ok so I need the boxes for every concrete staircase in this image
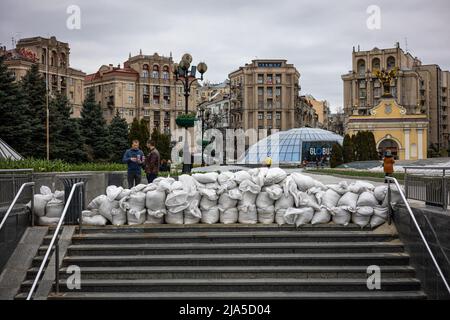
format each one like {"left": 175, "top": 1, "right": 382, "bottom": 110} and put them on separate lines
{"left": 16, "top": 224, "right": 426, "bottom": 300}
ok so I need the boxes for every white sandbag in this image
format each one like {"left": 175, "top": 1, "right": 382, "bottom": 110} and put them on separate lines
{"left": 146, "top": 208, "right": 165, "bottom": 224}
{"left": 370, "top": 206, "right": 389, "bottom": 228}
{"left": 327, "top": 181, "right": 349, "bottom": 195}
{"left": 250, "top": 167, "right": 267, "bottom": 187}
{"left": 82, "top": 215, "right": 108, "bottom": 226}
{"left": 45, "top": 199, "right": 64, "bottom": 218}
{"left": 313, "top": 190, "right": 326, "bottom": 206}
{"left": 116, "top": 188, "right": 131, "bottom": 200}
{"left": 291, "top": 172, "right": 326, "bottom": 191}
{"left": 145, "top": 188, "right": 166, "bottom": 211}
{"left": 179, "top": 174, "right": 199, "bottom": 192}
{"left": 356, "top": 191, "right": 378, "bottom": 207}
{"left": 381, "top": 185, "right": 405, "bottom": 207}
{"left": 234, "top": 171, "right": 252, "bottom": 184}
{"left": 257, "top": 209, "right": 275, "bottom": 224}
{"left": 275, "top": 194, "right": 295, "bottom": 212}
{"left": 38, "top": 216, "right": 60, "bottom": 226}
{"left": 128, "top": 192, "right": 146, "bottom": 210}
{"left": 311, "top": 208, "right": 331, "bottom": 225}
{"left": 337, "top": 192, "right": 359, "bottom": 211}
{"left": 111, "top": 207, "right": 126, "bottom": 225}
{"left": 88, "top": 195, "right": 107, "bottom": 210}
{"left": 352, "top": 206, "right": 374, "bottom": 228}
{"left": 374, "top": 185, "right": 388, "bottom": 202}
{"left": 297, "top": 192, "right": 321, "bottom": 210}
{"left": 263, "top": 184, "right": 283, "bottom": 200}
{"left": 228, "top": 188, "right": 243, "bottom": 200}
{"left": 239, "top": 179, "right": 261, "bottom": 194}
{"left": 106, "top": 185, "right": 123, "bottom": 201}
{"left": 348, "top": 181, "right": 375, "bottom": 194}
{"left": 169, "top": 181, "right": 184, "bottom": 192}
{"left": 53, "top": 190, "right": 65, "bottom": 201}
{"left": 321, "top": 189, "right": 341, "bottom": 209}
{"left": 154, "top": 177, "right": 175, "bottom": 192}
{"left": 99, "top": 199, "right": 119, "bottom": 222}
{"left": 40, "top": 186, "right": 52, "bottom": 195}
{"left": 218, "top": 172, "right": 235, "bottom": 185}
{"left": 200, "top": 196, "right": 217, "bottom": 211}
{"left": 256, "top": 192, "right": 274, "bottom": 209}
{"left": 165, "top": 211, "right": 184, "bottom": 224}
{"left": 264, "top": 168, "right": 287, "bottom": 185}
{"left": 184, "top": 211, "right": 200, "bottom": 224}
{"left": 238, "top": 205, "right": 257, "bottom": 224}
{"left": 131, "top": 184, "right": 147, "bottom": 193}
{"left": 201, "top": 207, "right": 219, "bottom": 224}
{"left": 192, "top": 172, "right": 218, "bottom": 184}
{"left": 127, "top": 208, "right": 146, "bottom": 225}
{"left": 165, "top": 189, "right": 189, "bottom": 208}
{"left": 284, "top": 207, "right": 314, "bottom": 227}
{"left": 184, "top": 198, "right": 201, "bottom": 224}
{"left": 198, "top": 187, "right": 219, "bottom": 201}
{"left": 33, "top": 194, "right": 53, "bottom": 217}
{"left": 82, "top": 209, "right": 98, "bottom": 218}
{"left": 330, "top": 207, "right": 351, "bottom": 226}
{"left": 142, "top": 184, "right": 157, "bottom": 193}
{"left": 218, "top": 193, "right": 238, "bottom": 212}
{"left": 275, "top": 209, "right": 287, "bottom": 225}
{"left": 220, "top": 208, "right": 238, "bottom": 224}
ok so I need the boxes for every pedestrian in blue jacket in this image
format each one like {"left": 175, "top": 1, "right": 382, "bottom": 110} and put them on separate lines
{"left": 122, "top": 140, "right": 144, "bottom": 188}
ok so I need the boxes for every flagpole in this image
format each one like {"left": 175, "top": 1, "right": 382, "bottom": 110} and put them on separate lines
{"left": 46, "top": 45, "right": 49, "bottom": 160}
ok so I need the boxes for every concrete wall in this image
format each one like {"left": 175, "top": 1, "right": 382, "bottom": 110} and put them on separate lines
{"left": 395, "top": 204, "right": 450, "bottom": 299}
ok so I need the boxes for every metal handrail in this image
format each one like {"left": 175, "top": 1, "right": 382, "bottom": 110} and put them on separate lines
{"left": 0, "top": 182, "right": 35, "bottom": 231}
{"left": 26, "top": 181, "right": 84, "bottom": 300}
{"left": 386, "top": 177, "right": 450, "bottom": 294}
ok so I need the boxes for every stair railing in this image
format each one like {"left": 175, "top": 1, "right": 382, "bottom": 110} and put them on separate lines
{"left": 386, "top": 177, "right": 450, "bottom": 294}
{"left": 26, "top": 181, "right": 84, "bottom": 300}
{"left": 0, "top": 182, "right": 35, "bottom": 231}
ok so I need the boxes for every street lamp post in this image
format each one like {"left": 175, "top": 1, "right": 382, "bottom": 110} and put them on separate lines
{"left": 173, "top": 53, "right": 207, "bottom": 174}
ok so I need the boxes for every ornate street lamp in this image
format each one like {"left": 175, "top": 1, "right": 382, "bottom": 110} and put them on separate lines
{"left": 174, "top": 53, "right": 207, "bottom": 173}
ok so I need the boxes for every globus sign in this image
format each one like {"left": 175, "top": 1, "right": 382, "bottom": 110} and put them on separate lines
{"left": 302, "top": 141, "right": 336, "bottom": 162}
{"left": 309, "top": 146, "right": 332, "bottom": 156}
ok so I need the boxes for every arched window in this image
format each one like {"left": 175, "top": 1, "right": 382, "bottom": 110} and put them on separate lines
{"left": 357, "top": 59, "right": 366, "bottom": 76}
{"left": 162, "top": 65, "right": 170, "bottom": 80}
{"left": 372, "top": 58, "right": 380, "bottom": 71}
{"left": 41, "top": 48, "right": 47, "bottom": 65}
{"left": 60, "top": 52, "right": 67, "bottom": 68}
{"left": 387, "top": 56, "right": 396, "bottom": 70}
{"left": 152, "top": 65, "right": 159, "bottom": 78}
{"left": 50, "top": 50, "right": 57, "bottom": 67}
{"left": 142, "top": 64, "right": 149, "bottom": 78}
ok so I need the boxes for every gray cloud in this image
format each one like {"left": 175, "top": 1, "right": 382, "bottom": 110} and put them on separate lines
{"left": 1, "top": 0, "right": 449, "bottom": 111}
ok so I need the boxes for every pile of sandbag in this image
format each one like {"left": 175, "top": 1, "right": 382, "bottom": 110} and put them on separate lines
{"left": 73, "top": 168, "right": 404, "bottom": 229}
{"left": 31, "top": 186, "right": 65, "bottom": 226}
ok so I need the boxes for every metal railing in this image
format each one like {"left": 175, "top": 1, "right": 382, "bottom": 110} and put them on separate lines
{"left": 386, "top": 177, "right": 450, "bottom": 295}
{"left": 0, "top": 169, "right": 33, "bottom": 207}
{"left": 404, "top": 166, "right": 450, "bottom": 209}
{"left": 0, "top": 182, "right": 35, "bottom": 231}
{"left": 26, "top": 181, "right": 84, "bottom": 300}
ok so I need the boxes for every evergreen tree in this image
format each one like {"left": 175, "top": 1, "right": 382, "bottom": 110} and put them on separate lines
{"left": 367, "top": 131, "right": 379, "bottom": 160}
{"left": 79, "top": 88, "right": 110, "bottom": 161}
{"left": 109, "top": 111, "right": 129, "bottom": 163}
{"left": 139, "top": 119, "right": 150, "bottom": 154}
{"left": 330, "top": 143, "right": 344, "bottom": 168}
{"left": 150, "top": 128, "right": 171, "bottom": 161}
{"left": 0, "top": 55, "right": 29, "bottom": 155}
{"left": 49, "top": 92, "right": 86, "bottom": 162}
{"left": 128, "top": 118, "right": 141, "bottom": 144}
{"left": 342, "top": 134, "right": 354, "bottom": 164}
{"left": 20, "top": 64, "right": 47, "bottom": 158}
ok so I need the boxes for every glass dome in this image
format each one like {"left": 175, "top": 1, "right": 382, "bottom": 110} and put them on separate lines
{"left": 241, "top": 127, "right": 344, "bottom": 165}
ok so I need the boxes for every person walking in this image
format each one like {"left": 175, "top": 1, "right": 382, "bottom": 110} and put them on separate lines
{"left": 383, "top": 150, "right": 395, "bottom": 183}
{"left": 122, "top": 140, "right": 144, "bottom": 188}
{"left": 145, "top": 140, "right": 160, "bottom": 183}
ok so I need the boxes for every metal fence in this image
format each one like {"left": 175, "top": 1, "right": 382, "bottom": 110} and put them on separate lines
{"left": 0, "top": 169, "right": 33, "bottom": 207}
{"left": 404, "top": 166, "right": 450, "bottom": 209}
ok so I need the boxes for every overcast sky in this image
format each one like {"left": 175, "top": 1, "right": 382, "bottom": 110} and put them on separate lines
{"left": 1, "top": 0, "right": 449, "bottom": 111}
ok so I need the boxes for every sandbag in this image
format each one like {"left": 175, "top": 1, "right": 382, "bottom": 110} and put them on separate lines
{"left": 155, "top": 177, "right": 175, "bottom": 192}
{"left": 40, "top": 186, "right": 52, "bottom": 195}
{"left": 234, "top": 171, "right": 252, "bottom": 184}
{"left": 145, "top": 188, "right": 166, "bottom": 211}
{"left": 370, "top": 206, "right": 389, "bottom": 228}
{"left": 45, "top": 199, "right": 64, "bottom": 218}
{"left": 321, "top": 189, "right": 341, "bottom": 209}
{"left": 116, "top": 188, "right": 131, "bottom": 200}
{"left": 127, "top": 208, "right": 146, "bottom": 225}
{"left": 165, "top": 189, "right": 189, "bottom": 208}
{"left": 239, "top": 179, "right": 261, "bottom": 194}
{"left": 111, "top": 207, "right": 126, "bottom": 225}
{"left": 291, "top": 172, "right": 326, "bottom": 191}
{"left": 374, "top": 185, "right": 388, "bottom": 202}
{"left": 88, "top": 195, "right": 107, "bottom": 210}
{"left": 33, "top": 194, "right": 53, "bottom": 217}
{"left": 200, "top": 196, "right": 217, "bottom": 211}
{"left": 54, "top": 190, "right": 65, "bottom": 201}
{"left": 275, "top": 209, "right": 287, "bottom": 225}
{"left": 257, "top": 209, "right": 275, "bottom": 224}
{"left": 256, "top": 192, "right": 274, "bottom": 210}
{"left": 311, "top": 208, "right": 331, "bottom": 225}
{"left": 178, "top": 174, "right": 199, "bottom": 192}
{"left": 146, "top": 208, "right": 165, "bottom": 224}
{"left": 238, "top": 204, "right": 257, "bottom": 224}
{"left": 99, "top": 199, "right": 119, "bottom": 222}
{"left": 82, "top": 209, "right": 98, "bottom": 218}
{"left": 284, "top": 207, "right": 314, "bottom": 227}
{"left": 264, "top": 168, "right": 287, "bottom": 185}
{"left": 220, "top": 208, "right": 238, "bottom": 224}
{"left": 82, "top": 215, "right": 108, "bottom": 226}
{"left": 218, "top": 193, "right": 238, "bottom": 212}
{"left": 352, "top": 206, "right": 374, "bottom": 228}
{"left": 357, "top": 191, "right": 378, "bottom": 207}
{"left": 251, "top": 167, "right": 268, "bottom": 187}
{"left": 337, "top": 192, "right": 359, "bottom": 211}
{"left": 184, "top": 211, "right": 201, "bottom": 224}
{"left": 327, "top": 181, "right": 348, "bottom": 195}
{"left": 263, "top": 184, "right": 283, "bottom": 200}
{"left": 381, "top": 185, "right": 405, "bottom": 207}
{"left": 228, "top": 188, "right": 242, "bottom": 200}
{"left": 106, "top": 185, "right": 123, "bottom": 201}
{"left": 314, "top": 190, "right": 326, "bottom": 206}
{"left": 38, "top": 216, "right": 61, "bottom": 226}
{"left": 198, "top": 187, "right": 219, "bottom": 201}
{"left": 131, "top": 184, "right": 147, "bottom": 193}
{"left": 297, "top": 192, "right": 321, "bottom": 210}
{"left": 330, "top": 207, "right": 351, "bottom": 226}
{"left": 165, "top": 211, "right": 184, "bottom": 224}
{"left": 218, "top": 172, "right": 235, "bottom": 185}
{"left": 201, "top": 207, "right": 219, "bottom": 224}
{"left": 275, "top": 194, "right": 295, "bottom": 212}
{"left": 348, "top": 181, "right": 375, "bottom": 194}
{"left": 192, "top": 172, "right": 218, "bottom": 184}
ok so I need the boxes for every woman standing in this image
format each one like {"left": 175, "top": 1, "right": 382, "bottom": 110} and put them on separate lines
{"left": 383, "top": 150, "right": 395, "bottom": 183}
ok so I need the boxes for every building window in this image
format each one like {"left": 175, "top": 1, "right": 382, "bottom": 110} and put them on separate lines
{"left": 267, "top": 113, "right": 272, "bottom": 120}
{"left": 276, "top": 87, "right": 281, "bottom": 96}
{"left": 258, "top": 112, "right": 264, "bottom": 120}
{"left": 275, "top": 74, "right": 281, "bottom": 84}
{"left": 162, "top": 66, "right": 170, "bottom": 80}
{"left": 357, "top": 59, "right": 366, "bottom": 76}
{"left": 372, "top": 58, "right": 381, "bottom": 71}
{"left": 152, "top": 65, "right": 160, "bottom": 78}
{"left": 266, "top": 74, "right": 273, "bottom": 84}
{"left": 177, "top": 100, "right": 182, "bottom": 107}
{"left": 143, "top": 85, "right": 149, "bottom": 94}
{"left": 267, "top": 88, "right": 273, "bottom": 97}
{"left": 128, "top": 96, "right": 134, "bottom": 104}
{"left": 142, "top": 64, "right": 149, "bottom": 78}
{"left": 143, "top": 94, "right": 150, "bottom": 104}
{"left": 127, "top": 83, "right": 135, "bottom": 91}
{"left": 387, "top": 56, "right": 396, "bottom": 70}
{"left": 163, "top": 86, "right": 170, "bottom": 96}
{"left": 276, "top": 112, "right": 281, "bottom": 120}
{"left": 258, "top": 87, "right": 264, "bottom": 96}
{"left": 257, "top": 74, "right": 264, "bottom": 84}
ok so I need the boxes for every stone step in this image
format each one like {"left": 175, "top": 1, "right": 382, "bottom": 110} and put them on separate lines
{"left": 16, "top": 290, "right": 428, "bottom": 300}
{"left": 31, "top": 252, "right": 411, "bottom": 268}
{"left": 48, "top": 231, "right": 397, "bottom": 245}
{"left": 25, "top": 265, "right": 416, "bottom": 280}
{"left": 38, "top": 241, "right": 404, "bottom": 256}
{"left": 20, "top": 278, "right": 421, "bottom": 293}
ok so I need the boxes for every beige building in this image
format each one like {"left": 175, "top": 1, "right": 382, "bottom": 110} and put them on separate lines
{"left": 198, "top": 80, "right": 230, "bottom": 103}
{"left": 342, "top": 43, "right": 450, "bottom": 152}
{"left": 228, "top": 59, "right": 301, "bottom": 137}
{"left": 85, "top": 52, "right": 199, "bottom": 134}
{"left": 0, "top": 36, "right": 86, "bottom": 117}
{"left": 296, "top": 95, "right": 318, "bottom": 128}
{"left": 305, "top": 95, "right": 330, "bottom": 129}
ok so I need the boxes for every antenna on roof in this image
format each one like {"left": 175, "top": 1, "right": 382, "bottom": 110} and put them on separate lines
{"left": 404, "top": 37, "right": 409, "bottom": 52}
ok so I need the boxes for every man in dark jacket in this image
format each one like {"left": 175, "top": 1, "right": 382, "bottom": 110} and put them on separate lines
{"left": 145, "top": 140, "right": 160, "bottom": 183}
{"left": 122, "top": 140, "right": 144, "bottom": 188}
